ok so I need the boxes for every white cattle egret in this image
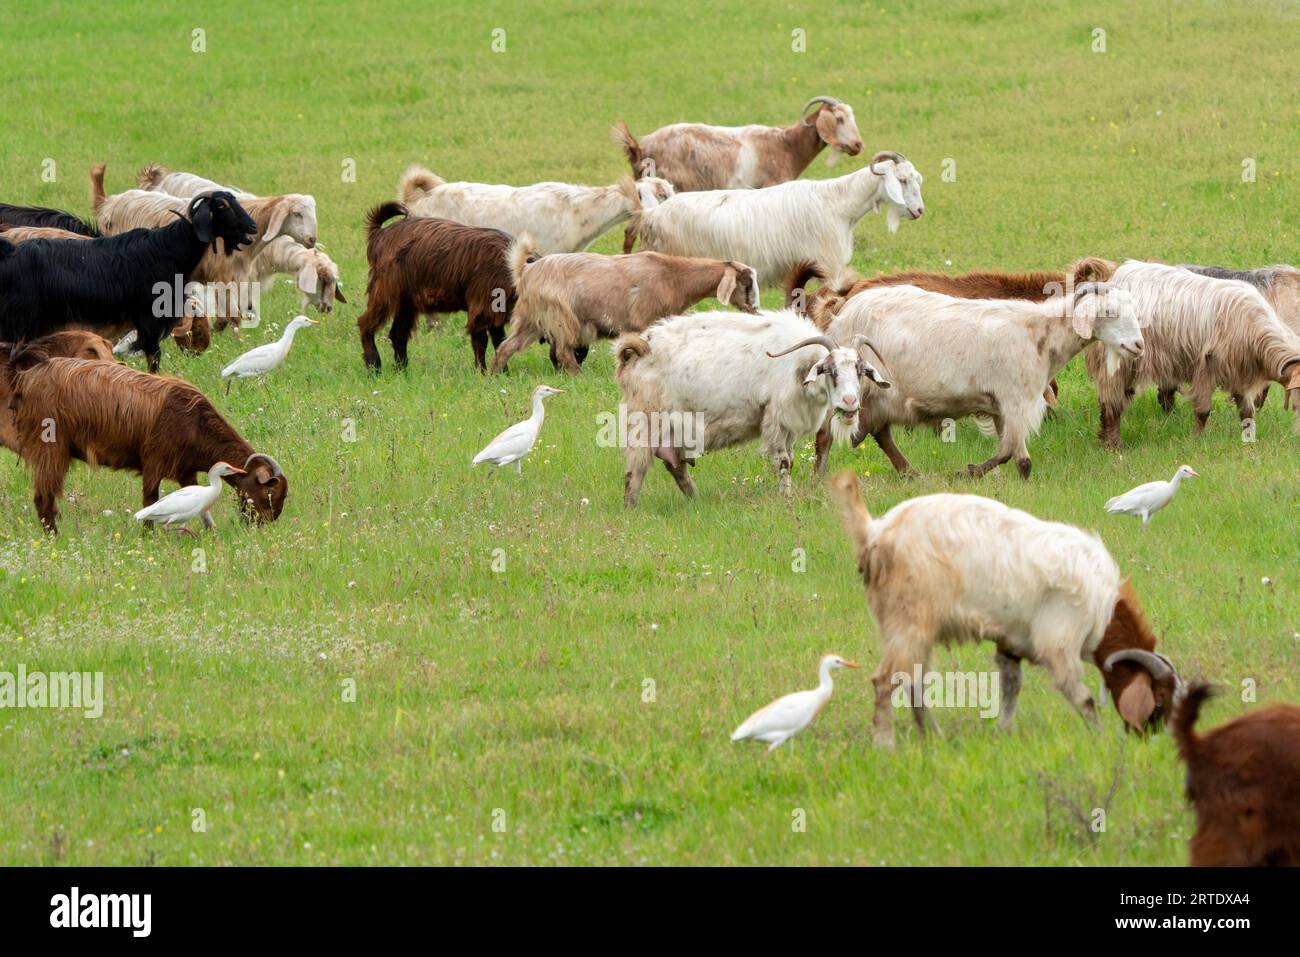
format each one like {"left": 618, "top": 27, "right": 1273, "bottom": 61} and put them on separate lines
{"left": 134, "top": 462, "right": 246, "bottom": 535}
{"left": 472, "top": 385, "right": 563, "bottom": 473}
{"left": 221, "top": 315, "right": 318, "bottom": 393}
{"left": 1105, "top": 465, "right": 1198, "bottom": 526}
{"left": 731, "top": 654, "right": 858, "bottom": 755}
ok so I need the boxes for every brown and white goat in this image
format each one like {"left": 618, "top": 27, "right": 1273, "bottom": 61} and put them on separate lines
{"left": 92, "top": 163, "right": 318, "bottom": 332}
{"left": 5, "top": 349, "right": 287, "bottom": 532}
{"left": 829, "top": 471, "right": 1184, "bottom": 748}
{"left": 1173, "top": 683, "right": 1300, "bottom": 866}
{"left": 612, "top": 96, "right": 864, "bottom": 191}
{"left": 358, "top": 202, "right": 515, "bottom": 372}
{"left": 490, "top": 236, "right": 760, "bottom": 374}
{"left": 1086, "top": 261, "right": 1300, "bottom": 447}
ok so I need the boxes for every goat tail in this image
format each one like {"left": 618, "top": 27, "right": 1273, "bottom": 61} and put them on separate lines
{"left": 1072, "top": 256, "right": 1118, "bottom": 284}
{"left": 827, "top": 469, "right": 874, "bottom": 578}
{"left": 89, "top": 163, "right": 108, "bottom": 212}
{"left": 399, "top": 165, "right": 444, "bottom": 204}
{"left": 1172, "top": 681, "right": 1214, "bottom": 764}
{"left": 507, "top": 234, "right": 540, "bottom": 289}
{"left": 136, "top": 163, "right": 168, "bottom": 190}
{"left": 611, "top": 121, "right": 642, "bottom": 174}
{"left": 614, "top": 333, "right": 650, "bottom": 375}
{"left": 622, "top": 209, "right": 643, "bottom": 255}
{"left": 784, "top": 260, "right": 827, "bottom": 313}
{"left": 365, "top": 201, "right": 407, "bottom": 237}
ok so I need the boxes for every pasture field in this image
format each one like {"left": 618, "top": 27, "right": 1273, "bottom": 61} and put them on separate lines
{"left": 0, "top": 0, "right": 1297, "bottom": 866}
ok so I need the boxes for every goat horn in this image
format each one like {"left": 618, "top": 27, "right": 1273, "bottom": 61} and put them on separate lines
{"left": 766, "top": 336, "right": 837, "bottom": 359}
{"left": 1103, "top": 648, "right": 1178, "bottom": 683}
{"left": 800, "top": 96, "right": 840, "bottom": 126}
{"left": 244, "top": 452, "right": 284, "bottom": 477}
{"left": 869, "top": 150, "right": 906, "bottom": 173}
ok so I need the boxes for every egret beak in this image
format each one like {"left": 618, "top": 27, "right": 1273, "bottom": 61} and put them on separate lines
{"left": 307, "top": 319, "right": 320, "bottom": 326}
{"left": 1187, "top": 468, "right": 1199, "bottom": 477}
{"left": 227, "top": 466, "right": 247, "bottom": 474}
{"left": 842, "top": 659, "right": 860, "bottom": 669}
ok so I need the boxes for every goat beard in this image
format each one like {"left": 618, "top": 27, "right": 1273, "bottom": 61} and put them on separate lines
{"left": 885, "top": 205, "right": 901, "bottom": 234}
{"left": 831, "top": 410, "right": 859, "bottom": 445}
{"left": 1103, "top": 343, "right": 1124, "bottom": 376}
{"left": 825, "top": 150, "right": 841, "bottom": 169}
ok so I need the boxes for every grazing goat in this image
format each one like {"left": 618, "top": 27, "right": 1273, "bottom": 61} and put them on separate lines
{"left": 623, "top": 151, "right": 923, "bottom": 285}
{"left": 1179, "top": 263, "right": 1300, "bottom": 411}
{"left": 829, "top": 471, "right": 1185, "bottom": 748}
{"left": 137, "top": 165, "right": 345, "bottom": 314}
{"left": 818, "top": 282, "right": 1144, "bottom": 479}
{"left": 358, "top": 202, "right": 515, "bottom": 372}
{"left": 93, "top": 164, "right": 317, "bottom": 332}
{"left": 0, "top": 192, "right": 255, "bottom": 372}
{"left": 490, "top": 236, "right": 760, "bottom": 374}
{"left": 614, "top": 311, "right": 890, "bottom": 506}
{"left": 1173, "top": 683, "right": 1300, "bottom": 867}
{"left": 0, "top": 331, "right": 113, "bottom": 453}
{"left": 1086, "top": 261, "right": 1300, "bottom": 447}
{"left": 612, "top": 96, "right": 864, "bottom": 191}
{"left": 0, "top": 224, "right": 93, "bottom": 245}
{"left": 399, "top": 165, "right": 674, "bottom": 255}
{"left": 0, "top": 202, "right": 97, "bottom": 236}
{"left": 5, "top": 348, "right": 287, "bottom": 532}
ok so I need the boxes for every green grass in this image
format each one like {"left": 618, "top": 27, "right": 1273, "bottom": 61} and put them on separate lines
{"left": 1, "top": 0, "right": 1297, "bottom": 865}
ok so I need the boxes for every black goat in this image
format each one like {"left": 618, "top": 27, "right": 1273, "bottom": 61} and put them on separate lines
{"left": 0, "top": 192, "right": 255, "bottom": 372}
{"left": 0, "top": 202, "right": 98, "bottom": 236}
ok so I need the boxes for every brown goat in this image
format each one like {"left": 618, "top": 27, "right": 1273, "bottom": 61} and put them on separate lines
{"left": 0, "top": 224, "right": 93, "bottom": 244}
{"left": 491, "top": 236, "right": 760, "bottom": 374}
{"left": 358, "top": 202, "right": 515, "bottom": 372}
{"left": 787, "top": 258, "right": 1117, "bottom": 405}
{"left": 6, "top": 350, "right": 287, "bottom": 532}
{"left": 1173, "top": 683, "right": 1300, "bottom": 866}
{"left": 1, "top": 332, "right": 114, "bottom": 452}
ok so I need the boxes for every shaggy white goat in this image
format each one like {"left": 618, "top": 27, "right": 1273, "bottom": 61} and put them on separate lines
{"left": 623, "top": 151, "right": 923, "bottom": 286}
{"left": 612, "top": 96, "right": 864, "bottom": 191}
{"left": 1087, "top": 261, "right": 1300, "bottom": 447}
{"left": 829, "top": 472, "right": 1185, "bottom": 748}
{"left": 399, "top": 165, "right": 674, "bottom": 255}
{"left": 613, "top": 310, "right": 890, "bottom": 506}
{"left": 820, "top": 282, "right": 1144, "bottom": 478}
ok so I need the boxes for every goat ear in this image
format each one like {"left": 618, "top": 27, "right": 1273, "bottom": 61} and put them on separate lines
{"left": 253, "top": 465, "right": 275, "bottom": 485}
{"left": 263, "top": 199, "right": 291, "bottom": 242}
{"left": 858, "top": 361, "right": 891, "bottom": 389}
{"left": 802, "top": 360, "right": 824, "bottom": 385}
{"left": 296, "top": 262, "right": 319, "bottom": 295}
{"left": 1070, "top": 291, "right": 1097, "bottom": 340}
{"left": 882, "top": 168, "right": 906, "bottom": 207}
{"left": 190, "top": 199, "right": 214, "bottom": 243}
{"left": 716, "top": 269, "right": 737, "bottom": 306}
{"left": 1116, "top": 675, "right": 1156, "bottom": 731}
{"left": 333, "top": 282, "right": 348, "bottom": 304}
{"left": 171, "top": 312, "right": 194, "bottom": 337}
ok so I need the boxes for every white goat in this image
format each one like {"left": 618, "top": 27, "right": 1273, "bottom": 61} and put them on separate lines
{"left": 829, "top": 472, "right": 1185, "bottom": 748}
{"left": 613, "top": 311, "right": 890, "bottom": 506}
{"left": 136, "top": 165, "right": 344, "bottom": 314}
{"left": 624, "top": 151, "right": 923, "bottom": 285}
{"left": 1086, "top": 261, "right": 1300, "bottom": 447}
{"left": 820, "top": 282, "right": 1144, "bottom": 479}
{"left": 399, "top": 165, "right": 675, "bottom": 255}
{"left": 612, "top": 96, "right": 864, "bottom": 191}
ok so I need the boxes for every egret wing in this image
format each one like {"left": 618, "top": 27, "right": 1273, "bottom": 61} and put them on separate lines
{"left": 731, "top": 690, "right": 816, "bottom": 740}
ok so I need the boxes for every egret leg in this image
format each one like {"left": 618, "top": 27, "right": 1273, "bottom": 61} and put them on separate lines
{"left": 514, "top": 460, "right": 522, "bottom": 475}
{"left": 201, "top": 511, "right": 216, "bottom": 531}
{"left": 225, "top": 378, "right": 232, "bottom": 396}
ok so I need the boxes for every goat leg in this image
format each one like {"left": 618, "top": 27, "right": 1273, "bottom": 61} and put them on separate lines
{"left": 871, "top": 426, "right": 916, "bottom": 477}
{"left": 813, "top": 414, "right": 833, "bottom": 474}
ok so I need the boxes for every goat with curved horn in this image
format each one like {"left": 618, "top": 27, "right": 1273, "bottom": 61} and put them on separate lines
{"left": 800, "top": 96, "right": 841, "bottom": 125}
